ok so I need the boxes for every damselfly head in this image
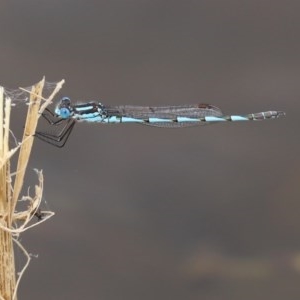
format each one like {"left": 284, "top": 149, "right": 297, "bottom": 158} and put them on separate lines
{"left": 55, "top": 97, "right": 73, "bottom": 119}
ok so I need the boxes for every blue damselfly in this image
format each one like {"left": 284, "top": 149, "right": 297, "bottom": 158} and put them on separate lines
{"left": 35, "top": 97, "right": 285, "bottom": 147}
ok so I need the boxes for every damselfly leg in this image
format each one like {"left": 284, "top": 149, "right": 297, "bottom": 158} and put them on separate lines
{"left": 39, "top": 108, "right": 66, "bottom": 126}
{"left": 35, "top": 108, "right": 76, "bottom": 148}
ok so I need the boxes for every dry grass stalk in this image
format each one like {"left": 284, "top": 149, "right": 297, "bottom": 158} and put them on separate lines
{"left": 0, "top": 78, "right": 64, "bottom": 300}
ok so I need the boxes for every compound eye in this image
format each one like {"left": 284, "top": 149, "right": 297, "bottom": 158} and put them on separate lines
{"left": 59, "top": 107, "right": 71, "bottom": 119}
{"left": 61, "top": 97, "right": 71, "bottom": 105}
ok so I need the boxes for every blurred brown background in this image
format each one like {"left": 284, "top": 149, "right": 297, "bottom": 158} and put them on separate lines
{"left": 0, "top": 1, "right": 299, "bottom": 299}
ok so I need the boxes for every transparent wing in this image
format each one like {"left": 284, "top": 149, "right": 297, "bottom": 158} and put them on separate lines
{"left": 103, "top": 104, "right": 223, "bottom": 127}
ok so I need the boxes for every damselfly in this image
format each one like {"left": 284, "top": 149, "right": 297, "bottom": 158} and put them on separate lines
{"left": 35, "top": 97, "right": 285, "bottom": 147}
